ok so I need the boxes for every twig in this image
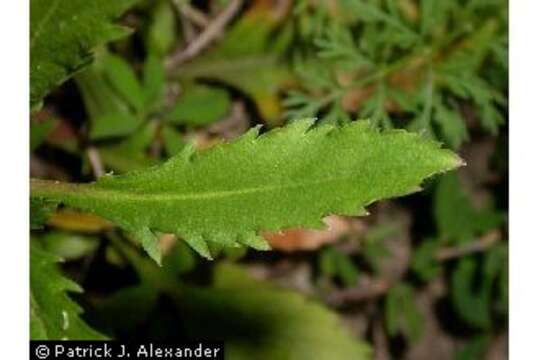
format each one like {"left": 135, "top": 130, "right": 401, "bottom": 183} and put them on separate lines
{"left": 325, "top": 278, "right": 390, "bottom": 306}
{"left": 180, "top": 12, "right": 196, "bottom": 42}
{"left": 172, "top": 0, "right": 207, "bottom": 42}
{"left": 86, "top": 146, "right": 105, "bottom": 178}
{"left": 373, "top": 317, "right": 391, "bottom": 360}
{"left": 172, "top": 0, "right": 210, "bottom": 28}
{"left": 165, "top": 0, "right": 242, "bottom": 71}
{"left": 435, "top": 230, "right": 501, "bottom": 261}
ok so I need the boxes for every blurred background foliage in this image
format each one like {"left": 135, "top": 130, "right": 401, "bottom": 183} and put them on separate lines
{"left": 31, "top": 0, "right": 507, "bottom": 358}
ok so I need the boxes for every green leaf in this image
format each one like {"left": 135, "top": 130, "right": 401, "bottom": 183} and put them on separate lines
{"left": 91, "top": 112, "right": 143, "bottom": 140}
{"left": 166, "top": 85, "right": 231, "bottom": 126}
{"left": 361, "top": 224, "right": 395, "bottom": 273}
{"left": 143, "top": 55, "right": 166, "bottom": 111}
{"left": 433, "top": 98, "right": 469, "bottom": 150}
{"left": 451, "top": 258, "right": 491, "bottom": 329}
{"left": 30, "top": 241, "right": 106, "bottom": 340}
{"left": 420, "top": 0, "right": 455, "bottom": 36}
{"left": 496, "top": 246, "right": 509, "bottom": 315}
{"left": 102, "top": 54, "right": 145, "bottom": 113}
{"left": 385, "top": 283, "right": 424, "bottom": 343}
{"left": 31, "top": 119, "right": 461, "bottom": 261}
{"left": 335, "top": 255, "right": 360, "bottom": 288}
{"left": 174, "top": 4, "right": 294, "bottom": 123}
{"left": 434, "top": 174, "right": 477, "bottom": 242}
{"left": 435, "top": 173, "right": 505, "bottom": 243}
{"left": 76, "top": 58, "right": 143, "bottom": 140}
{"left": 145, "top": 0, "right": 176, "bottom": 56}
{"left": 30, "top": 198, "right": 58, "bottom": 230}
{"left": 88, "top": 249, "right": 370, "bottom": 358}
{"left": 450, "top": 245, "right": 507, "bottom": 330}
{"left": 319, "top": 247, "right": 338, "bottom": 276}
{"left": 455, "top": 335, "right": 490, "bottom": 360}
{"left": 76, "top": 58, "right": 128, "bottom": 116}
{"left": 30, "top": 0, "right": 138, "bottom": 108}
{"left": 319, "top": 247, "right": 360, "bottom": 287}
{"left": 291, "top": 0, "right": 507, "bottom": 145}
{"left": 344, "top": 0, "right": 419, "bottom": 43}
{"left": 99, "top": 122, "right": 158, "bottom": 172}
{"left": 162, "top": 126, "right": 186, "bottom": 157}
{"left": 314, "top": 25, "right": 372, "bottom": 70}
{"left": 94, "top": 285, "right": 158, "bottom": 332}
{"left": 175, "top": 263, "right": 372, "bottom": 359}
{"left": 162, "top": 241, "right": 197, "bottom": 276}
{"left": 411, "top": 239, "right": 442, "bottom": 282}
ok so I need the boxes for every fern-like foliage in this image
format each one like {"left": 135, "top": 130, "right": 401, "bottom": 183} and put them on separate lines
{"left": 287, "top": 0, "right": 507, "bottom": 149}
{"left": 30, "top": 0, "right": 138, "bottom": 108}
{"left": 31, "top": 119, "right": 461, "bottom": 262}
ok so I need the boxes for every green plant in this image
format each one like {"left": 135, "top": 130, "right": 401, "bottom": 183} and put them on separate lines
{"left": 31, "top": 120, "right": 461, "bottom": 264}
{"left": 287, "top": 0, "right": 507, "bottom": 149}
{"left": 29, "top": 0, "right": 507, "bottom": 358}
{"left": 30, "top": 0, "right": 138, "bottom": 109}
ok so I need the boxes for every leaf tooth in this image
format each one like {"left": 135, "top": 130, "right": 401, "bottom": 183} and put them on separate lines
{"left": 182, "top": 233, "right": 213, "bottom": 260}
{"left": 208, "top": 231, "right": 241, "bottom": 248}
{"left": 237, "top": 125, "right": 262, "bottom": 144}
{"left": 294, "top": 118, "right": 317, "bottom": 135}
{"left": 179, "top": 142, "right": 196, "bottom": 162}
{"left": 134, "top": 226, "right": 162, "bottom": 266}
{"left": 334, "top": 201, "right": 369, "bottom": 217}
{"left": 305, "top": 218, "right": 327, "bottom": 230}
{"left": 261, "top": 118, "right": 315, "bottom": 141}
{"left": 358, "top": 207, "right": 370, "bottom": 216}
{"left": 408, "top": 186, "right": 423, "bottom": 194}
{"left": 238, "top": 231, "right": 271, "bottom": 251}
{"left": 315, "top": 123, "right": 337, "bottom": 137}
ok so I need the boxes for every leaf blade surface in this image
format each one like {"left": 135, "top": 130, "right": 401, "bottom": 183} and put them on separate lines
{"left": 30, "top": 242, "right": 106, "bottom": 340}
{"left": 30, "top": 0, "right": 138, "bottom": 108}
{"left": 31, "top": 120, "right": 461, "bottom": 260}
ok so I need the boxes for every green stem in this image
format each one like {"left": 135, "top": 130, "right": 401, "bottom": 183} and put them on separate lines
{"left": 342, "top": 47, "right": 431, "bottom": 93}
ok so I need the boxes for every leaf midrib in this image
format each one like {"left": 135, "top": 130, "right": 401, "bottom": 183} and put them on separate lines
{"left": 85, "top": 173, "right": 360, "bottom": 203}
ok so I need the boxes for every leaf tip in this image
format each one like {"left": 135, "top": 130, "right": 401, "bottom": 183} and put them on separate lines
{"left": 137, "top": 227, "right": 163, "bottom": 266}
{"left": 182, "top": 234, "right": 214, "bottom": 260}
{"left": 239, "top": 232, "right": 272, "bottom": 251}
{"left": 444, "top": 151, "right": 467, "bottom": 172}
